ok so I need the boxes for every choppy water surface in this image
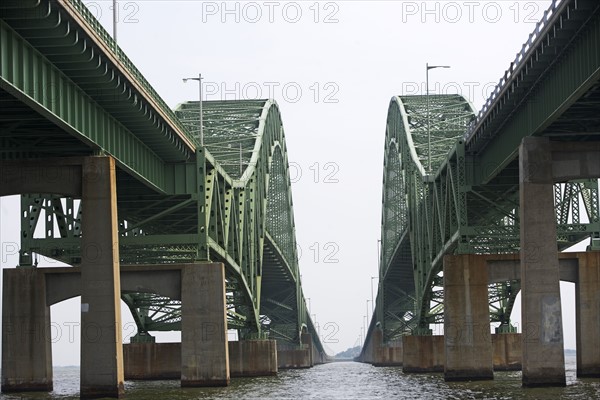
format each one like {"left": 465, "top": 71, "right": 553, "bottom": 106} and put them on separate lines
{"left": 1, "top": 356, "right": 598, "bottom": 399}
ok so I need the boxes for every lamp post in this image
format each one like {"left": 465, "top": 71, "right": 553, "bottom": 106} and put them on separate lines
{"left": 182, "top": 74, "right": 204, "bottom": 146}
{"left": 112, "top": 1, "right": 118, "bottom": 42}
{"left": 371, "top": 276, "right": 377, "bottom": 314}
{"left": 366, "top": 300, "right": 371, "bottom": 327}
{"left": 426, "top": 64, "right": 450, "bottom": 173}
{"left": 363, "top": 315, "right": 367, "bottom": 344}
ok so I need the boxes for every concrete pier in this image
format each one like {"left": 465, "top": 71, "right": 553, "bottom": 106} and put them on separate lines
{"left": 1, "top": 269, "right": 53, "bottom": 392}
{"left": 444, "top": 254, "right": 493, "bottom": 381}
{"left": 492, "top": 333, "right": 522, "bottom": 371}
{"left": 575, "top": 252, "right": 600, "bottom": 377}
{"left": 80, "top": 157, "right": 124, "bottom": 399}
{"left": 181, "top": 263, "right": 230, "bottom": 387}
{"left": 124, "top": 343, "right": 181, "bottom": 380}
{"left": 277, "top": 347, "right": 312, "bottom": 369}
{"left": 229, "top": 340, "right": 278, "bottom": 377}
{"left": 402, "top": 335, "right": 444, "bottom": 373}
{"left": 374, "top": 341, "right": 403, "bottom": 367}
{"left": 363, "top": 328, "right": 403, "bottom": 366}
{"left": 519, "top": 137, "right": 566, "bottom": 387}
{"left": 124, "top": 340, "right": 277, "bottom": 379}
{"left": 301, "top": 333, "right": 314, "bottom": 367}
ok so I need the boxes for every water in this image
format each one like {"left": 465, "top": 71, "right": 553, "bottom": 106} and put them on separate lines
{"left": 1, "top": 356, "right": 598, "bottom": 399}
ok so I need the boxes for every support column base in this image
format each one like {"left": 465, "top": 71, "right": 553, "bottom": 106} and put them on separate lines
{"left": 373, "top": 343, "right": 403, "bottom": 367}
{"left": 1, "top": 383, "right": 53, "bottom": 393}
{"left": 522, "top": 375, "right": 566, "bottom": 388}
{"left": 445, "top": 371, "right": 494, "bottom": 381}
{"left": 80, "top": 385, "right": 124, "bottom": 400}
{"left": 492, "top": 333, "right": 522, "bottom": 371}
{"left": 402, "top": 335, "right": 444, "bottom": 373}
{"left": 577, "top": 370, "right": 600, "bottom": 379}
{"left": 1, "top": 268, "right": 53, "bottom": 393}
{"left": 229, "top": 340, "right": 277, "bottom": 377}
{"left": 124, "top": 343, "right": 181, "bottom": 380}
{"left": 181, "top": 380, "right": 229, "bottom": 388}
{"left": 277, "top": 348, "right": 312, "bottom": 369}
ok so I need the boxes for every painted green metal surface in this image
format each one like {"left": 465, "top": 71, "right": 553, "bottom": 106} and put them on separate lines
{"left": 1, "top": 0, "right": 319, "bottom": 349}
{"left": 374, "top": 0, "right": 600, "bottom": 343}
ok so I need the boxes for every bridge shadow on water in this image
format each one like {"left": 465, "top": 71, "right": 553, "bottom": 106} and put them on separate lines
{"left": 1, "top": 355, "right": 597, "bottom": 399}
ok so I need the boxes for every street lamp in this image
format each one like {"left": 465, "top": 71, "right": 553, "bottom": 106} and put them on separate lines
{"left": 182, "top": 74, "right": 204, "bottom": 146}
{"left": 366, "top": 300, "right": 371, "bottom": 327}
{"left": 112, "top": 1, "right": 118, "bottom": 42}
{"left": 371, "top": 276, "right": 377, "bottom": 314}
{"left": 426, "top": 63, "right": 450, "bottom": 173}
{"left": 363, "top": 315, "right": 367, "bottom": 343}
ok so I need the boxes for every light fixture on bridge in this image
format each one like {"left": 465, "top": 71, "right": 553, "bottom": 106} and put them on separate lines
{"left": 371, "top": 275, "right": 378, "bottom": 314}
{"left": 183, "top": 74, "right": 204, "bottom": 147}
{"left": 426, "top": 63, "right": 450, "bottom": 174}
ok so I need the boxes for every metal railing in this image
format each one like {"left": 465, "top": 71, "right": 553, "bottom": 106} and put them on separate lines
{"left": 68, "top": 0, "right": 197, "bottom": 147}
{"left": 463, "top": 0, "right": 565, "bottom": 143}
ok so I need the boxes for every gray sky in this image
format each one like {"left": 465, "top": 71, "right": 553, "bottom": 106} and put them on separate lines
{"left": 2, "top": 0, "right": 585, "bottom": 365}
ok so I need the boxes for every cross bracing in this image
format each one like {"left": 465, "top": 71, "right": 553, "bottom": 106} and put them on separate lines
{"left": 374, "top": 0, "right": 600, "bottom": 343}
{"left": 0, "top": 0, "right": 321, "bottom": 350}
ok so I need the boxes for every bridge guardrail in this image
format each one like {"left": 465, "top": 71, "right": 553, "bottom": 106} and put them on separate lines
{"left": 464, "top": 0, "right": 563, "bottom": 143}
{"left": 68, "top": 0, "right": 198, "bottom": 147}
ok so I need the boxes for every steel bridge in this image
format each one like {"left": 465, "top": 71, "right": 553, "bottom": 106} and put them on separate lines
{"left": 363, "top": 0, "right": 600, "bottom": 384}
{"left": 0, "top": 0, "right": 326, "bottom": 396}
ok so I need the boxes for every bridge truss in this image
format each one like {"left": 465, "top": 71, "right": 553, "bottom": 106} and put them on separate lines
{"left": 1, "top": 0, "right": 320, "bottom": 351}
{"left": 377, "top": 94, "right": 600, "bottom": 341}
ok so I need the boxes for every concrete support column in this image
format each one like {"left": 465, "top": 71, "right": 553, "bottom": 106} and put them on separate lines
{"left": 492, "top": 333, "right": 522, "bottom": 371}
{"left": 123, "top": 343, "right": 181, "bottom": 380}
{"left": 402, "top": 335, "right": 444, "bottom": 373}
{"left": 444, "top": 255, "right": 493, "bottom": 381}
{"left": 229, "top": 340, "right": 277, "bottom": 377}
{"left": 1, "top": 269, "right": 52, "bottom": 392}
{"left": 301, "top": 333, "right": 314, "bottom": 367}
{"left": 181, "top": 263, "right": 229, "bottom": 387}
{"left": 575, "top": 252, "right": 600, "bottom": 377}
{"left": 519, "top": 137, "right": 565, "bottom": 387}
{"left": 277, "top": 346, "right": 311, "bottom": 369}
{"left": 80, "top": 156, "right": 124, "bottom": 398}
{"left": 374, "top": 336, "right": 403, "bottom": 367}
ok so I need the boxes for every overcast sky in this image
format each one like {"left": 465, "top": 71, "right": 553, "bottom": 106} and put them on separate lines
{"left": 2, "top": 0, "right": 586, "bottom": 365}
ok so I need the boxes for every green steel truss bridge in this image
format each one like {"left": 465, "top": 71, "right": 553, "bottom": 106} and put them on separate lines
{"left": 0, "top": 0, "right": 324, "bottom": 353}
{"left": 372, "top": 0, "right": 600, "bottom": 344}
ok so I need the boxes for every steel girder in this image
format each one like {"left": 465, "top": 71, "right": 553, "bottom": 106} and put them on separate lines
{"left": 377, "top": 94, "right": 475, "bottom": 340}
{"left": 18, "top": 99, "right": 310, "bottom": 345}
{"left": 375, "top": 0, "right": 600, "bottom": 343}
{"left": 2, "top": 0, "right": 318, "bottom": 349}
{"left": 376, "top": 94, "right": 600, "bottom": 342}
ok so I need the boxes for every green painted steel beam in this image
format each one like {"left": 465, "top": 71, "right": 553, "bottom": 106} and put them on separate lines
{"left": 0, "top": 19, "right": 167, "bottom": 191}
{"left": 470, "top": 1, "right": 600, "bottom": 184}
{"left": 1, "top": 0, "right": 325, "bottom": 354}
